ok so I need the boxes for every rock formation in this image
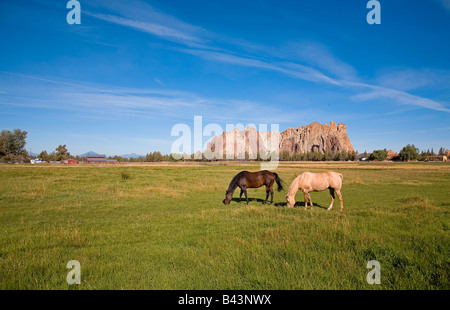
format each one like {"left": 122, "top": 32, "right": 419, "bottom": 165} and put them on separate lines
{"left": 386, "top": 150, "right": 399, "bottom": 161}
{"left": 206, "top": 121, "right": 354, "bottom": 158}
{"left": 279, "top": 121, "right": 354, "bottom": 154}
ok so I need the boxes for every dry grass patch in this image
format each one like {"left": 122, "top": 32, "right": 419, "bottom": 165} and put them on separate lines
{"left": 395, "top": 196, "right": 441, "bottom": 212}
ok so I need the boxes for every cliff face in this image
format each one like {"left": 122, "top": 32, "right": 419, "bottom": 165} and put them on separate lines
{"left": 207, "top": 126, "right": 280, "bottom": 158}
{"left": 279, "top": 121, "right": 354, "bottom": 154}
{"left": 206, "top": 121, "right": 354, "bottom": 157}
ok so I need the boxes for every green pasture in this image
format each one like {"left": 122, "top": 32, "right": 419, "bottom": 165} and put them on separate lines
{"left": 0, "top": 162, "right": 448, "bottom": 289}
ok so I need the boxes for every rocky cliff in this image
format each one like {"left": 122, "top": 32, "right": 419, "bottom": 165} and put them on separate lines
{"left": 206, "top": 121, "right": 354, "bottom": 157}
{"left": 280, "top": 121, "right": 354, "bottom": 154}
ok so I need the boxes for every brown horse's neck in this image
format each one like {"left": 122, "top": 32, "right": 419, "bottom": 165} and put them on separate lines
{"left": 227, "top": 174, "right": 241, "bottom": 193}
{"left": 287, "top": 175, "right": 300, "bottom": 198}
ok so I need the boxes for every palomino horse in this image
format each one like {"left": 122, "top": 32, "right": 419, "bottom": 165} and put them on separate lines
{"left": 224, "top": 170, "right": 283, "bottom": 205}
{"left": 286, "top": 171, "right": 343, "bottom": 211}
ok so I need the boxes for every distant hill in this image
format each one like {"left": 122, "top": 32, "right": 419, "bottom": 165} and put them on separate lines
{"left": 119, "top": 153, "right": 144, "bottom": 159}
{"left": 78, "top": 151, "right": 144, "bottom": 158}
{"left": 79, "top": 151, "right": 100, "bottom": 157}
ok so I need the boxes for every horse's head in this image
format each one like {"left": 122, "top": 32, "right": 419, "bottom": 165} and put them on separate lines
{"left": 223, "top": 190, "right": 233, "bottom": 204}
{"left": 286, "top": 194, "right": 295, "bottom": 208}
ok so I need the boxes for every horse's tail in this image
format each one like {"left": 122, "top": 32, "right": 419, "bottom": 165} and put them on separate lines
{"left": 273, "top": 172, "right": 283, "bottom": 192}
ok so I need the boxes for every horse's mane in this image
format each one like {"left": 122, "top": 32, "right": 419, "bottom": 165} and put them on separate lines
{"left": 287, "top": 174, "right": 302, "bottom": 197}
{"left": 227, "top": 171, "right": 244, "bottom": 192}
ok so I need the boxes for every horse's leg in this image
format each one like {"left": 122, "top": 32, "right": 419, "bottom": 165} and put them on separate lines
{"left": 269, "top": 180, "right": 274, "bottom": 204}
{"left": 303, "top": 191, "right": 308, "bottom": 210}
{"left": 327, "top": 188, "right": 335, "bottom": 211}
{"left": 243, "top": 187, "right": 249, "bottom": 205}
{"left": 335, "top": 189, "right": 343, "bottom": 211}
{"left": 262, "top": 186, "right": 269, "bottom": 205}
{"left": 308, "top": 193, "right": 314, "bottom": 210}
{"left": 239, "top": 189, "right": 243, "bottom": 202}
{"left": 263, "top": 185, "right": 270, "bottom": 205}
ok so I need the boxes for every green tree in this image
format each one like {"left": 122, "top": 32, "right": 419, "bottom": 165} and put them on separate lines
{"left": 341, "top": 150, "right": 349, "bottom": 161}
{"left": 38, "top": 150, "right": 49, "bottom": 162}
{"left": 323, "top": 150, "right": 332, "bottom": 161}
{"left": 399, "top": 144, "right": 419, "bottom": 161}
{"left": 291, "top": 152, "right": 302, "bottom": 161}
{"left": 0, "top": 129, "right": 28, "bottom": 158}
{"left": 280, "top": 150, "right": 291, "bottom": 161}
{"left": 149, "top": 151, "right": 164, "bottom": 162}
{"left": 55, "top": 144, "right": 70, "bottom": 161}
{"left": 369, "top": 149, "right": 388, "bottom": 161}
{"left": 300, "top": 152, "right": 307, "bottom": 161}
{"left": 418, "top": 151, "right": 427, "bottom": 161}
{"left": 348, "top": 151, "right": 357, "bottom": 161}
{"left": 312, "top": 152, "right": 324, "bottom": 161}
{"left": 333, "top": 151, "right": 343, "bottom": 161}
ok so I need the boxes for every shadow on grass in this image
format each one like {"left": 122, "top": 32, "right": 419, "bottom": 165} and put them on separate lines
{"left": 223, "top": 197, "right": 328, "bottom": 209}
{"left": 222, "top": 197, "right": 277, "bottom": 205}
{"left": 274, "top": 201, "right": 327, "bottom": 209}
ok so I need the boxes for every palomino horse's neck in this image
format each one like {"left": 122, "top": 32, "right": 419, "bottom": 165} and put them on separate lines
{"left": 287, "top": 175, "right": 301, "bottom": 198}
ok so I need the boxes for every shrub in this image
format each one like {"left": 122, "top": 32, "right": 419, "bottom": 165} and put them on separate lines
{"left": 399, "top": 144, "right": 419, "bottom": 161}
{"left": 369, "top": 149, "right": 388, "bottom": 161}
{"left": 120, "top": 171, "right": 131, "bottom": 180}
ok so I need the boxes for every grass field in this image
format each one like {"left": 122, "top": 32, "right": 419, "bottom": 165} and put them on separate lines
{"left": 0, "top": 161, "right": 449, "bottom": 290}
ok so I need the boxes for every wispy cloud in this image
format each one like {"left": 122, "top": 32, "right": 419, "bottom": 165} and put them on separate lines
{"left": 0, "top": 72, "right": 202, "bottom": 119}
{"left": 283, "top": 41, "right": 359, "bottom": 80}
{"left": 84, "top": 1, "right": 449, "bottom": 114}
{"left": 154, "top": 78, "right": 164, "bottom": 87}
{"left": 87, "top": 12, "right": 204, "bottom": 44}
{"left": 374, "top": 68, "right": 450, "bottom": 91}
{"left": 348, "top": 81, "right": 450, "bottom": 112}
{"left": 84, "top": 0, "right": 209, "bottom": 46}
{"left": 5, "top": 1, "right": 449, "bottom": 116}
{"left": 181, "top": 48, "right": 450, "bottom": 113}
{"left": 182, "top": 49, "right": 341, "bottom": 86}
{"left": 0, "top": 72, "right": 308, "bottom": 124}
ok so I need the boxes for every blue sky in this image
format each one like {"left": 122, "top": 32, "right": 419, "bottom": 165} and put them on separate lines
{"left": 0, "top": 0, "right": 449, "bottom": 156}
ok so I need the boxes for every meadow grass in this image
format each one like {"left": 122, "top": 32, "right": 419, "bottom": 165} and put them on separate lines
{"left": 0, "top": 162, "right": 448, "bottom": 289}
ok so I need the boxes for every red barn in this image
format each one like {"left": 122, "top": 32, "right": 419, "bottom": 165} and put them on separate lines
{"left": 63, "top": 159, "right": 79, "bottom": 165}
{"left": 86, "top": 154, "right": 117, "bottom": 164}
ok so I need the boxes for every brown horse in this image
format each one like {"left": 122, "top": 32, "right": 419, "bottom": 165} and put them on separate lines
{"left": 286, "top": 171, "right": 343, "bottom": 211}
{"left": 224, "top": 170, "right": 283, "bottom": 205}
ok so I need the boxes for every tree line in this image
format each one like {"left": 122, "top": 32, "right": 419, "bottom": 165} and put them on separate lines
{"left": 0, "top": 128, "right": 447, "bottom": 163}
{"left": 366, "top": 145, "right": 448, "bottom": 162}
